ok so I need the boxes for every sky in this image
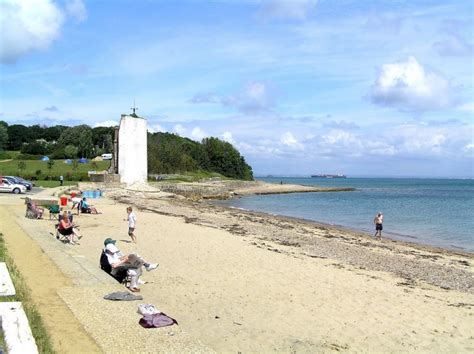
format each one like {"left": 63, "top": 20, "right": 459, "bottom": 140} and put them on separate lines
{"left": 0, "top": 0, "right": 473, "bottom": 177}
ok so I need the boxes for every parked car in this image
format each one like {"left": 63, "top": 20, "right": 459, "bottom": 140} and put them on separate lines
{"left": 0, "top": 178, "right": 27, "bottom": 194}
{"left": 4, "top": 176, "right": 33, "bottom": 190}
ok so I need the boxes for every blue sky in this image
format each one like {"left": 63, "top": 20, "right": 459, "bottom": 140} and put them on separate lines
{"left": 0, "top": 0, "right": 473, "bottom": 177}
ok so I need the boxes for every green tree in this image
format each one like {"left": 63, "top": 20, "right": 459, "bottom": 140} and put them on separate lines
{"left": 58, "top": 125, "right": 93, "bottom": 158}
{"left": 0, "top": 125, "right": 8, "bottom": 151}
{"left": 201, "top": 137, "right": 253, "bottom": 180}
{"left": 64, "top": 145, "right": 78, "bottom": 159}
{"left": 17, "top": 161, "right": 26, "bottom": 173}
{"left": 29, "top": 124, "right": 46, "bottom": 140}
{"left": 147, "top": 132, "right": 253, "bottom": 180}
{"left": 21, "top": 141, "right": 47, "bottom": 155}
{"left": 92, "top": 126, "right": 114, "bottom": 153}
{"left": 7, "top": 124, "right": 31, "bottom": 150}
{"left": 72, "top": 159, "right": 79, "bottom": 171}
{"left": 47, "top": 159, "right": 55, "bottom": 170}
{"left": 44, "top": 125, "right": 66, "bottom": 142}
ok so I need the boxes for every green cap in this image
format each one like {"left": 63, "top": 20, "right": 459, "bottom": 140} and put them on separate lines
{"left": 103, "top": 238, "right": 116, "bottom": 246}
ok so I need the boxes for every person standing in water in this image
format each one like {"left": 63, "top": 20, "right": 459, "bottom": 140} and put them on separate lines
{"left": 125, "top": 206, "right": 137, "bottom": 243}
{"left": 373, "top": 212, "right": 384, "bottom": 239}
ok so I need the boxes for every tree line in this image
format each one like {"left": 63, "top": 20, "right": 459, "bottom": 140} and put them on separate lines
{"left": 0, "top": 121, "right": 253, "bottom": 180}
{"left": 148, "top": 133, "right": 253, "bottom": 180}
{"left": 0, "top": 121, "right": 113, "bottom": 159}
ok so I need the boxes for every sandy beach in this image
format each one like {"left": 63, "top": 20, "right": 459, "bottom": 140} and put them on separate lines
{"left": 1, "top": 183, "right": 473, "bottom": 353}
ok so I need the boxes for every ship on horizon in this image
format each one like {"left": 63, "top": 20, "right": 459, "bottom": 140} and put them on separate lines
{"left": 311, "top": 174, "right": 347, "bottom": 178}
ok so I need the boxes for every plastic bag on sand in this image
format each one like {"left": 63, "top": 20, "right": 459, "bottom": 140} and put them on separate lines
{"left": 137, "top": 304, "right": 160, "bottom": 316}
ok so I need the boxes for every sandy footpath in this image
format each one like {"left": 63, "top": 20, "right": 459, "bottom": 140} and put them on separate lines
{"left": 0, "top": 185, "right": 473, "bottom": 353}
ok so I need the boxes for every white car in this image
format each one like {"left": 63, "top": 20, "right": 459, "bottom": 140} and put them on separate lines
{"left": 0, "top": 179, "right": 27, "bottom": 194}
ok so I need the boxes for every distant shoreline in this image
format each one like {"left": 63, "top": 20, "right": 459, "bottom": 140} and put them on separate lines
{"left": 216, "top": 202, "right": 473, "bottom": 256}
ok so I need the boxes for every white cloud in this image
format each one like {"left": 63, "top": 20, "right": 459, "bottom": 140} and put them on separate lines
{"left": 458, "top": 102, "right": 474, "bottom": 112}
{"left": 433, "top": 34, "right": 473, "bottom": 57}
{"left": 280, "top": 131, "right": 303, "bottom": 149}
{"left": 0, "top": 0, "right": 87, "bottom": 63}
{"left": 94, "top": 120, "right": 118, "bottom": 127}
{"left": 0, "top": 0, "right": 64, "bottom": 63}
{"left": 44, "top": 105, "right": 59, "bottom": 112}
{"left": 365, "top": 141, "right": 396, "bottom": 156}
{"left": 390, "top": 124, "right": 449, "bottom": 155}
{"left": 322, "top": 130, "right": 360, "bottom": 147}
{"left": 221, "top": 131, "right": 235, "bottom": 144}
{"left": 190, "top": 81, "right": 277, "bottom": 115}
{"left": 173, "top": 124, "right": 186, "bottom": 136}
{"left": 148, "top": 124, "right": 166, "bottom": 133}
{"left": 66, "top": 0, "right": 86, "bottom": 22}
{"left": 259, "top": 0, "right": 317, "bottom": 21}
{"left": 370, "top": 57, "right": 454, "bottom": 111}
{"left": 223, "top": 81, "right": 276, "bottom": 115}
{"left": 191, "top": 127, "right": 207, "bottom": 141}
{"left": 189, "top": 93, "right": 219, "bottom": 104}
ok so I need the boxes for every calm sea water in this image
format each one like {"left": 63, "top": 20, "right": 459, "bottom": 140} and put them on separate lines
{"left": 216, "top": 177, "right": 474, "bottom": 252}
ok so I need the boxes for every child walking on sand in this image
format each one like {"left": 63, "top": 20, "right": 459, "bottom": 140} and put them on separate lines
{"left": 125, "top": 206, "right": 137, "bottom": 243}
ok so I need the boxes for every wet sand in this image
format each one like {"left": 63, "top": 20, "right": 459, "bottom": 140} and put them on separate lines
{"left": 0, "top": 183, "right": 473, "bottom": 352}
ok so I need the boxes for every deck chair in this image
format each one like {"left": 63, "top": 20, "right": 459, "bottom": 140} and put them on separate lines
{"left": 48, "top": 204, "right": 61, "bottom": 219}
{"left": 100, "top": 250, "right": 130, "bottom": 285}
{"left": 54, "top": 217, "right": 68, "bottom": 242}
{"left": 25, "top": 201, "right": 44, "bottom": 219}
{"left": 54, "top": 213, "right": 77, "bottom": 243}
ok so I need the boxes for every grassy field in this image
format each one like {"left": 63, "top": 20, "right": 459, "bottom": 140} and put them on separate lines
{"left": 0, "top": 158, "right": 110, "bottom": 180}
{"left": 0, "top": 233, "right": 54, "bottom": 353}
{"left": 35, "top": 180, "right": 78, "bottom": 188}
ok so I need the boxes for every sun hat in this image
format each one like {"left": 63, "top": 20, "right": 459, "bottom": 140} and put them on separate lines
{"left": 105, "top": 243, "right": 119, "bottom": 253}
{"left": 103, "top": 238, "right": 116, "bottom": 246}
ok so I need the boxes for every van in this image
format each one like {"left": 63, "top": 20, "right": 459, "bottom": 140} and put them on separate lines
{"left": 101, "top": 153, "right": 113, "bottom": 160}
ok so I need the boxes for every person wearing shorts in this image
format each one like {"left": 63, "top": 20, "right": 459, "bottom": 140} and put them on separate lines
{"left": 374, "top": 212, "right": 383, "bottom": 239}
{"left": 126, "top": 206, "right": 137, "bottom": 243}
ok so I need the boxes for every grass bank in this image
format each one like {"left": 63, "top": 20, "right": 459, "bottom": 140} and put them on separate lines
{"left": 0, "top": 158, "right": 110, "bottom": 181}
{"left": 0, "top": 233, "right": 54, "bottom": 353}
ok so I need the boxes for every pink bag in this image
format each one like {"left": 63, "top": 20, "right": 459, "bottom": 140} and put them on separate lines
{"left": 139, "top": 313, "right": 178, "bottom": 328}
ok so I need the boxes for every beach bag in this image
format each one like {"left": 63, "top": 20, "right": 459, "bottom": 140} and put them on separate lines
{"left": 137, "top": 304, "right": 160, "bottom": 316}
{"left": 139, "top": 313, "right": 178, "bottom": 328}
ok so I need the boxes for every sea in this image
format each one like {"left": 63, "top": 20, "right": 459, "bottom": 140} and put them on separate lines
{"left": 216, "top": 177, "right": 474, "bottom": 253}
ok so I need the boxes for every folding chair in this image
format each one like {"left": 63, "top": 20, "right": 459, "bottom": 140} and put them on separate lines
{"left": 25, "top": 201, "right": 44, "bottom": 219}
{"left": 48, "top": 204, "right": 61, "bottom": 220}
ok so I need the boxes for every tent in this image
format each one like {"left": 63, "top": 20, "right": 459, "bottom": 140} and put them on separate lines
{"left": 64, "top": 159, "right": 72, "bottom": 164}
{"left": 78, "top": 157, "right": 88, "bottom": 164}
{"left": 41, "top": 156, "right": 50, "bottom": 161}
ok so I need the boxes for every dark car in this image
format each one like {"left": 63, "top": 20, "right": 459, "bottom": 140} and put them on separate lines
{"left": 4, "top": 176, "right": 33, "bottom": 190}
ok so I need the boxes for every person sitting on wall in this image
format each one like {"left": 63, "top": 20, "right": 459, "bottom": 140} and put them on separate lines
{"left": 80, "top": 197, "right": 100, "bottom": 214}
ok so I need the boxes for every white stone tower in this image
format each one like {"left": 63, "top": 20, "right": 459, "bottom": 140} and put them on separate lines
{"left": 118, "top": 113, "right": 148, "bottom": 185}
